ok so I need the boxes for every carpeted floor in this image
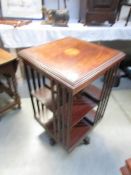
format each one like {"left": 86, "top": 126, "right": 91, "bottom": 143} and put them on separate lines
{"left": 0, "top": 77, "right": 131, "bottom": 175}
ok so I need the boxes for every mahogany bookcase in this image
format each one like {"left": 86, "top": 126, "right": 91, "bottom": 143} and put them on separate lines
{"left": 18, "top": 37, "right": 125, "bottom": 152}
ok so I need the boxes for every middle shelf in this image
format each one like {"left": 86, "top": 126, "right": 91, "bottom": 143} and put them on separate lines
{"left": 32, "top": 85, "right": 99, "bottom": 127}
{"left": 31, "top": 83, "right": 101, "bottom": 150}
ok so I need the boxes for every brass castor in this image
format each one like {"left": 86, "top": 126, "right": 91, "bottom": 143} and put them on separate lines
{"left": 83, "top": 137, "right": 90, "bottom": 145}
{"left": 49, "top": 138, "right": 56, "bottom": 146}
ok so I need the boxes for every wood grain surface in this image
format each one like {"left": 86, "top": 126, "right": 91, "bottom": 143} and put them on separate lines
{"left": 0, "top": 48, "right": 16, "bottom": 65}
{"left": 19, "top": 37, "right": 125, "bottom": 93}
{"left": 0, "top": 19, "right": 32, "bottom": 27}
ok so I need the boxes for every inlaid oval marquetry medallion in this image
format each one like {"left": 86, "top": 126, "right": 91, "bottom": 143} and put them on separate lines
{"left": 64, "top": 48, "right": 80, "bottom": 56}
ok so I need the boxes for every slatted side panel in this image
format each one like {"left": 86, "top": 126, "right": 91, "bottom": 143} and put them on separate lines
{"left": 94, "top": 64, "right": 119, "bottom": 125}
{"left": 24, "top": 62, "right": 72, "bottom": 146}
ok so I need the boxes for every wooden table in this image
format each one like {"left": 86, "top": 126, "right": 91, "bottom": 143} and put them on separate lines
{"left": 0, "top": 18, "right": 32, "bottom": 27}
{"left": 0, "top": 49, "right": 20, "bottom": 116}
{"left": 18, "top": 37, "right": 125, "bottom": 152}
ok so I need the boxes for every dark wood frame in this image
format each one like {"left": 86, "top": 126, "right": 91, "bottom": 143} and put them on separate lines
{"left": 79, "top": 0, "right": 120, "bottom": 25}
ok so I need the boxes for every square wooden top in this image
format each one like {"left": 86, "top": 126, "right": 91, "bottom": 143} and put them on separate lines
{"left": 18, "top": 37, "right": 125, "bottom": 93}
{"left": 0, "top": 48, "right": 16, "bottom": 65}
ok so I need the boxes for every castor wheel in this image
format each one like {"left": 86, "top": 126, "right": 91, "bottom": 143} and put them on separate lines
{"left": 17, "top": 104, "right": 21, "bottom": 109}
{"left": 49, "top": 138, "right": 56, "bottom": 146}
{"left": 113, "top": 76, "right": 120, "bottom": 87}
{"left": 83, "top": 137, "right": 90, "bottom": 145}
{"left": 125, "top": 66, "right": 131, "bottom": 79}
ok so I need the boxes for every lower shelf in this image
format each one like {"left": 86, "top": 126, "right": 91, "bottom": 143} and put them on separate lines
{"left": 84, "top": 110, "right": 96, "bottom": 125}
{"left": 35, "top": 111, "right": 93, "bottom": 151}
{"left": 68, "top": 120, "right": 92, "bottom": 151}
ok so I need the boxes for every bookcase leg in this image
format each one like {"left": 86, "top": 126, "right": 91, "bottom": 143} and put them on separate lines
{"left": 94, "top": 64, "right": 119, "bottom": 125}
{"left": 83, "top": 137, "right": 90, "bottom": 145}
{"left": 49, "top": 138, "right": 56, "bottom": 146}
{"left": 24, "top": 64, "right": 37, "bottom": 117}
{"left": 79, "top": 136, "right": 90, "bottom": 146}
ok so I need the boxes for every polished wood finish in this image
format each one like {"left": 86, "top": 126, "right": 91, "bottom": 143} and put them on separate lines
{"left": 120, "top": 158, "right": 131, "bottom": 175}
{"left": 33, "top": 87, "right": 96, "bottom": 127}
{"left": 0, "top": 49, "right": 20, "bottom": 115}
{"left": 83, "top": 84, "right": 101, "bottom": 102}
{"left": 69, "top": 120, "right": 92, "bottom": 149}
{"left": 79, "top": 0, "right": 120, "bottom": 25}
{"left": 121, "top": 166, "right": 131, "bottom": 175}
{"left": 33, "top": 86, "right": 54, "bottom": 110}
{"left": 0, "top": 48, "right": 15, "bottom": 65}
{"left": 0, "top": 18, "right": 32, "bottom": 27}
{"left": 71, "top": 94, "right": 96, "bottom": 127}
{"left": 19, "top": 37, "right": 125, "bottom": 152}
{"left": 126, "top": 159, "right": 131, "bottom": 172}
{"left": 19, "top": 37, "right": 125, "bottom": 95}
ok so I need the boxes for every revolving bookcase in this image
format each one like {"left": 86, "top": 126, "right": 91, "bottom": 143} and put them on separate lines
{"left": 18, "top": 37, "right": 125, "bottom": 152}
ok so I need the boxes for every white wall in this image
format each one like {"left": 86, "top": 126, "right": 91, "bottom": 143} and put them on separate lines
{"left": 1, "top": 0, "right": 43, "bottom": 18}
{"left": 1, "top": 0, "right": 80, "bottom": 20}
{"left": 1, "top": 0, "right": 130, "bottom": 20}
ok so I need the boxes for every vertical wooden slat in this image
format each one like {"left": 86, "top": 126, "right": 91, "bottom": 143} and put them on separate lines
{"left": 51, "top": 80, "right": 57, "bottom": 138}
{"left": 61, "top": 86, "right": 67, "bottom": 145}
{"left": 24, "top": 63, "right": 36, "bottom": 116}
{"left": 94, "top": 69, "right": 112, "bottom": 124}
{"left": 30, "top": 68, "right": 40, "bottom": 116}
{"left": 66, "top": 90, "right": 73, "bottom": 148}
{"left": 56, "top": 83, "right": 61, "bottom": 141}
{"left": 100, "top": 64, "right": 119, "bottom": 118}
{"left": 37, "top": 72, "right": 41, "bottom": 88}
{"left": 94, "top": 64, "right": 119, "bottom": 124}
{"left": 37, "top": 72, "right": 45, "bottom": 122}
{"left": 98, "top": 68, "right": 114, "bottom": 120}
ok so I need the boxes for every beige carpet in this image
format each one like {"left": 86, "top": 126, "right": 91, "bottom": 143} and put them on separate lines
{"left": 0, "top": 89, "right": 131, "bottom": 175}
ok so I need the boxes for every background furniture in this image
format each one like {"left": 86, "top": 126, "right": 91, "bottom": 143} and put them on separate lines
{"left": 117, "top": 0, "right": 131, "bottom": 26}
{"left": 79, "top": 0, "right": 120, "bottom": 25}
{"left": 0, "top": 49, "right": 20, "bottom": 116}
{"left": 0, "top": 21, "right": 131, "bottom": 49}
{"left": 19, "top": 37, "right": 125, "bottom": 151}
{"left": 0, "top": 18, "right": 32, "bottom": 27}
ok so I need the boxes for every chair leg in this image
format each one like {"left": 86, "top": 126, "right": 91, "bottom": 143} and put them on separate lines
{"left": 125, "top": 7, "right": 131, "bottom": 26}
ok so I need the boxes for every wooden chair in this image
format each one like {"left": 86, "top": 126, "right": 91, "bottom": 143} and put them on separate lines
{"left": 117, "top": 0, "right": 131, "bottom": 26}
{"left": 0, "top": 49, "right": 21, "bottom": 116}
